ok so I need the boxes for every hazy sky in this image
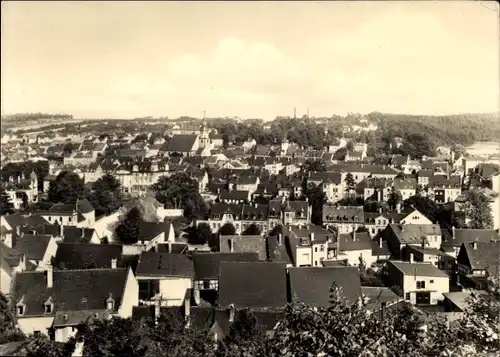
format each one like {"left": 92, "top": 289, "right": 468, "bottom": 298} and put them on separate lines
{"left": 1, "top": 1, "right": 499, "bottom": 120}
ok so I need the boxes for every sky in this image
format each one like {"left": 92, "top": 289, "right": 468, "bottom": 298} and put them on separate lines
{"left": 1, "top": 1, "right": 499, "bottom": 120}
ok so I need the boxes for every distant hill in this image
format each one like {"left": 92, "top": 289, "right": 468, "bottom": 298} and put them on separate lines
{"left": 1, "top": 113, "right": 74, "bottom": 122}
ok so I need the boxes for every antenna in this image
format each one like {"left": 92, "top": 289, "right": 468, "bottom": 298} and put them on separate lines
{"left": 307, "top": 107, "right": 310, "bottom": 118}
{"left": 293, "top": 107, "right": 296, "bottom": 119}
{"left": 203, "top": 110, "right": 206, "bottom": 120}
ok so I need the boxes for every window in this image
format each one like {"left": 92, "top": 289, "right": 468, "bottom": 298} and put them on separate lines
{"left": 314, "top": 261, "right": 318, "bottom": 266}
{"left": 430, "top": 280, "right": 434, "bottom": 284}
{"left": 48, "top": 217, "right": 52, "bottom": 221}
{"left": 68, "top": 216, "right": 72, "bottom": 222}
{"left": 44, "top": 304, "right": 52, "bottom": 314}
{"left": 209, "top": 280, "right": 218, "bottom": 290}
{"left": 314, "top": 247, "right": 318, "bottom": 253}
{"left": 59, "top": 217, "right": 62, "bottom": 222}
{"left": 416, "top": 281, "right": 426, "bottom": 289}
{"left": 320, "top": 245, "right": 325, "bottom": 252}
{"left": 405, "top": 293, "right": 410, "bottom": 300}
{"left": 17, "top": 305, "right": 24, "bottom": 316}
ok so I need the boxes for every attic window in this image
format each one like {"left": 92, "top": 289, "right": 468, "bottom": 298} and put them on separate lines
{"left": 106, "top": 294, "right": 115, "bottom": 311}
{"left": 44, "top": 303, "right": 53, "bottom": 314}
{"left": 17, "top": 305, "right": 25, "bottom": 316}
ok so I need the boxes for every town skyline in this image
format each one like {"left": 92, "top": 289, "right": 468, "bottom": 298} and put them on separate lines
{"left": 2, "top": 1, "right": 499, "bottom": 120}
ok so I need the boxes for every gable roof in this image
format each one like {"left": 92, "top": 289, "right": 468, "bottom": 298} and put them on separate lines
{"left": 14, "top": 234, "right": 52, "bottom": 261}
{"left": 136, "top": 252, "right": 194, "bottom": 278}
{"left": 289, "top": 267, "right": 362, "bottom": 306}
{"left": 62, "top": 227, "right": 97, "bottom": 243}
{"left": 139, "top": 222, "right": 170, "bottom": 241}
{"left": 218, "top": 235, "right": 267, "bottom": 260}
{"left": 388, "top": 224, "right": 441, "bottom": 245}
{"left": 459, "top": 241, "right": 500, "bottom": 275}
{"left": 218, "top": 262, "right": 287, "bottom": 308}
{"left": 191, "top": 252, "right": 259, "bottom": 280}
{"left": 389, "top": 261, "right": 449, "bottom": 278}
{"left": 442, "top": 228, "right": 499, "bottom": 247}
{"left": 13, "top": 268, "right": 129, "bottom": 317}
{"left": 337, "top": 231, "right": 372, "bottom": 251}
{"left": 163, "top": 135, "right": 198, "bottom": 153}
{"left": 53, "top": 243, "right": 123, "bottom": 270}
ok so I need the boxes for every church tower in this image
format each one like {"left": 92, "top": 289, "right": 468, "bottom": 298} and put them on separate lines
{"left": 199, "top": 111, "right": 210, "bottom": 149}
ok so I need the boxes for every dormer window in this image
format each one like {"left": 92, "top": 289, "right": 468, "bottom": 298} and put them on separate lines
{"left": 106, "top": 294, "right": 115, "bottom": 311}
{"left": 17, "top": 305, "right": 25, "bottom": 316}
{"left": 44, "top": 303, "right": 53, "bottom": 314}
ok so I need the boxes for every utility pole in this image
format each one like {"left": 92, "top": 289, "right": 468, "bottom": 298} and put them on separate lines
{"left": 293, "top": 107, "right": 296, "bottom": 119}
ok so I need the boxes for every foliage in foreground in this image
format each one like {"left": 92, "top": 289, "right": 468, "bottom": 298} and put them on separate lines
{"left": 3, "top": 283, "right": 499, "bottom": 357}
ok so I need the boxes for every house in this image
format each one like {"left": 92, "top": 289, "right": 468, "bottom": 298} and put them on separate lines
{"left": 429, "top": 175, "right": 462, "bottom": 204}
{"left": 441, "top": 227, "right": 499, "bottom": 257}
{"left": 218, "top": 235, "right": 267, "bottom": 260}
{"left": 13, "top": 234, "right": 58, "bottom": 271}
{"left": 404, "top": 245, "right": 455, "bottom": 273}
{"left": 218, "top": 190, "right": 251, "bottom": 204}
{"left": 363, "top": 211, "right": 406, "bottom": 237}
{"left": 361, "top": 286, "right": 403, "bottom": 313}
{"left": 286, "top": 226, "right": 335, "bottom": 267}
{"left": 362, "top": 178, "right": 392, "bottom": 202}
{"left": 40, "top": 199, "right": 95, "bottom": 228}
{"left": 134, "top": 221, "right": 175, "bottom": 252}
{"left": 289, "top": 267, "right": 362, "bottom": 306}
{"left": 135, "top": 252, "right": 194, "bottom": 306}
{"left": 161, "top": 135, "right": 200, "bottom": 157}
{"left": 323, "top": 205, "right": 364, "bottom": 233}
{"left": 218, "top": 262, "right": 287, "bottom": 309}
{"left": 384, "top": 259, "right": 450, "bottom": 305}
{"left": 13, "top": 266, "right": 138, "bottom": 339}
{"left": 52, "top": 243, "right": 124, "bottom": 270}
{"left": 191, "top": 252, "right": 259, "bottom": 298}
{"left": 371, "top": 237, "right": 392, "bottom": 262}
{"left": 456, "top": 241, "right": 500, "bottom": 290}
{"left": 235, "top": 175, "right": 260, "bottom": 194}
{"left": 62, "top": 226, "right": 101, "bottom": 244}
{"left": 384, "top": 224, "right": 442, "bottom": 258}
{"left": 1, "top": 243, "right": 27, "bottom": 296}
{"left": 393, "top": 178, "right": 417, "bottom": 201}
{"left": 335, "top": 231, "right": 374, "bottom": 267}
{"left": 321, "top": 172, "right": 344, "bottom": 203}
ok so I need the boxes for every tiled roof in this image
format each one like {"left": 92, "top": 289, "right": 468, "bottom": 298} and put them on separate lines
{"left": 388, "top": 224, "right": 442, "bottom": 245}
{"left": 323, "top": 205, "right": 364, "bottom": 223}
{"left": 361, "top": 287, "right": 401, "bottom": 312}
{"left": 14, "top": 234, "right": 52, "bottom": 261}
{"left": 337, "top": 231, "right": 372, "bottom": 251}
{"left": 218, "top": 262, "right": 287, "bottom": 309}
{"left": 266, "top": 235, "right": 293, "bottom": 265}
{"left": 62, "top": 227, "right": 96, "bottom": 243}
{"left": 52, "top": 310, "right": 110, "bottom": 327}
{"left": 53, "top": 243, "right": 123, "bottom": 270}
{"left": 156, "top": 242, "right": 188, "bottom": 254}
{"left": 442, "top": 228, "right": 499, "bottom": 247}
{"left": 136, "top": 252, "right": 194, "bottom": 278}
{"left": 191, "top": 252, "right": 259, "bottom": 280}
{"left": 389, "top": 261, "right": 449, "bottom": 278}
{"left": 138, "top": 222, "right": 170, "bottom": 242}
{"left": 460, "top": 241, "right": 500, "bottom": 275}
{"left": 13, "top": 268, "right": 129, "bottom": 317}
{"left": 163, "top": 135, "right": 198, "bottom": 153}
{"left": 219, "top": 190, "right": 250, "bottom": 201}
{"left": 289, "top": 267, "right": 362, "bottom": 306}
{"left": 219, "top": 235, "right": 267, "bottom": 260}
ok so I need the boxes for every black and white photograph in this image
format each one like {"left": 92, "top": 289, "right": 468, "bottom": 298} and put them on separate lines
{"left": 0, "top": 1, "right": 499, "bottom": 356}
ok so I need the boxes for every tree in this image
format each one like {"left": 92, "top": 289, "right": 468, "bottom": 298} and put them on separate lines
{"left": 76, "top": 317, "right": 147, "bottom": 357}
{"left": 25, "top": 335, "right": 75, "bottom": 357}
{"left": 188, "top": 223, "right": 212, "bottom": 245}
{"left": 219, "top": 309, "right": 266, "bottom": 356}
{"left": 151, "top": 173, "right": 207, "bottom": 221}
{"left": 115, "top": 207, "right": 142, "bottom": 244}
{"left": 253, "top": 195, "right": 270, "bottom": 205}
{"left": 388, "top": 186, "right": 403, "bottom": 210}
{"left": 0, "top": 292, "right": 26, "bottom": 344}
{"left": 460, "top": 189, "right": 494, "bottom": 229}
{"left": 218, "top": 223, "right": 237, "bottom": 236}
{"left": 92, "top": 174, "right": 123, "bottom": 216}
{"left": 346, "top": 140, "right": 355, "bottom": 151}
{"left": 306, "top": 184, "right": 327, "bottom": 225}
{"left": 303, "top": 159, "right": 326, "bottom": 173}
{"left": 242, "top": 223, "right": 261, "bottom": 236}
{"left": 344, "top": 173, "right": 355, "bottom": 198}
{"left": 268, "top": 225, "right": 283, "bottom": 237}
{"left": 48, "top": 171, "right": 87, "bottom": 204}
{"left": 19, "top": 192, "right": 29, "bottom": 210}
{"left": 0, "top": 186, "right": 15, "bottom": 215}
{"left": 62, "top": 143, "right": 73, "bottom": 155}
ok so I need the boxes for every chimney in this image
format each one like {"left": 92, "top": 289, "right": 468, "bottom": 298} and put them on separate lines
{"left": 60, "top": 224, "right": 64, "bottom": 237}
{"left": 310, "top": 232, "right": 315, "bottom": 242}
{"left": 228, "top": 304, "right": 235, "bottom": 323}
{"left": 353, "top": 232, "right": 357, "bottom": 242}
{"left": 379, "top": 237, "right": 383, "bottom": 248}
{"left": 155, "top": 296, "right": 161, "bottom": 325}
{"left": 379, "top": 207, "right": 382, "bottom": 214}
{"left": 472, "top": 241, "right": 478, "bottom": 250}
{"left": 409, "top": 253, "right": 414, "bottom": 264}
{"left": 396, "top": 202, "right": 401, "bottom": 214}
{"left": 184, "top": 295, "right": 191, "bottom": 321}
{"left": 278, "top": 233, "right": 282, "bottom": 245}
{"left": 193, "top": 288, "right": 201, "bottom": 306}
{"left": 81, "top": 228, "right": 85, "bottom": 238}
{"left": 46, "top": 263, "right": 53, "bottom": 288}
{"left": 111, "top": 258, "right": 117, "bottom": 269}
{"left": 229, "top": 238, "right": 234, "bottom": 252}
{"left": 452, "top": 226, "right": 455, "bottom": 239}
